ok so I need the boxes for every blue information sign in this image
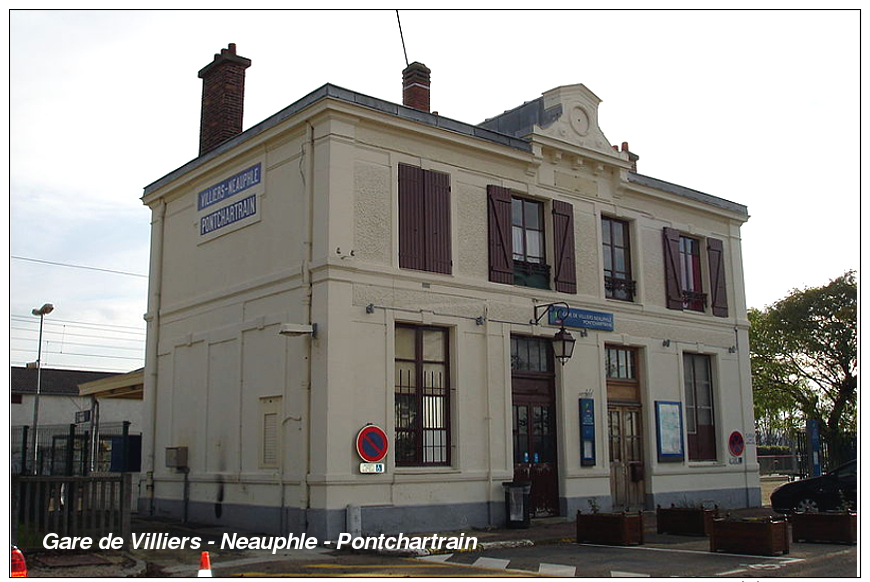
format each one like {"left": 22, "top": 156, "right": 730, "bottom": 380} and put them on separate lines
{"left": 548, "top": 306, "right": 614, "bottom": 331}
{"left": 198, "top": 163, "right": 262, "bottom": 211}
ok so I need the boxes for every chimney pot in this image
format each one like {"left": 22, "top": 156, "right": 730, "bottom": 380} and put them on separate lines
{"left": 198, "top": 43, "right": 252, "bottom": 156}
{"left": 402, "top": 61, "right": 431, "bottom": 112}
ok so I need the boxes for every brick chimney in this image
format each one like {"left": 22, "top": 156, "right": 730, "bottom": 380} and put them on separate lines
{"left": 621, "top": 141, "right": 639, "bottom": 173}
{"left": 198, "top": 43, "right": 252, "bottom": 156}
{"left": 402, "top": 62, "right": 431, "bottom": 112}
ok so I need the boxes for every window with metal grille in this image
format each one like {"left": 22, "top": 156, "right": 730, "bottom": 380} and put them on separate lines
{"left": 511, "top": 197, "right": 550, "bottom": 289}
{"left": 395, "top": 324, "right": 450, "bottom": 466}
{"left": 602, "top": 217, "right": 635, "bottom": 301}
{"left": 683, "top": 353, "right": 716, "bottom": 461}
{"left": 679, "top": 236, "right": 705, "bottom": 311}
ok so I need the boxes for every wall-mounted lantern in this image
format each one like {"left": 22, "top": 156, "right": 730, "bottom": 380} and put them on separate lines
{"left": 532, "top": 302, "right": 576, "bottom": 366}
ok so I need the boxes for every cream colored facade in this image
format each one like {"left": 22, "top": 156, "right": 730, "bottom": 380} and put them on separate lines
{"left": 141, "top": 81, "right": 759, "bottom": 538}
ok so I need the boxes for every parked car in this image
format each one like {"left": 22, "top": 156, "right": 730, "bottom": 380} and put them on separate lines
{"left": 770, "top": 459, "right": 857, "bottom": 513}
{"left": 11, "top": 546, "right": 27, "bottom": 577}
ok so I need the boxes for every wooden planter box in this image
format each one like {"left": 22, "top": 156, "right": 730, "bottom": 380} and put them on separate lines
{"left": 656, "top": 505, "right": 719, "bottom": 536}
{"left": 576, "top": 511, "right": 644, "bottom": 546}
{"left": 790, "top": 512, "right": 857, "bottom": 544}
{"left": 709, "top": 518, "right": 790, "bottom": 556}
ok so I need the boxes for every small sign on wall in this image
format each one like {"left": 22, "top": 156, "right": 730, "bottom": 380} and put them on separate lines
{"left": 579, "top": 398, "right": 595, "bottom": 466}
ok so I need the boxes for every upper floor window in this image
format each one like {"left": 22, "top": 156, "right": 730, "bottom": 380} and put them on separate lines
{"left": 487, "top": 185, "right": 576, "bottom": 294}
{"left": 512, "top": 197, "right": 549, "bottom": 289}
{"left": 602, "top": 217, "right": 635, "bottom": 301}
{"left": 398, "top": 164, "right": 452, "bottom": 274}
{"left": 663, "top": 228, "right": 728, "bottom": 317}
{"left": 679, "top": 235, "right": 704, "bottom": 311}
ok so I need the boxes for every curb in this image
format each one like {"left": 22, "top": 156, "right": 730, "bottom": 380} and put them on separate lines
{"left": 120, "top": 553, "right": 147, "bottom": 578}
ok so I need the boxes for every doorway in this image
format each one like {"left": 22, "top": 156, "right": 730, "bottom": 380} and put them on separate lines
{"left": 605, "top": 345, "right": 645, "bottom": 511}
{"left": 608, "top": 405, "right": 644, "bottom": 510}
{"left": 511, "top": 335, "right": 559, "bottom": 517}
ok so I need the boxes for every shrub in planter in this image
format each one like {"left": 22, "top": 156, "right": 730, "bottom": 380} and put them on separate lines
{"left": 709, "top": 517, "right": 790, "bottom": 556}
{"left": 656, "top": 504, "right": 719, "bottom": 536}
{"left": 790, "top": 511, "right": 857, "bottom": 544}
{"left": 576, "top": 510, "right": 644, "bottom": 546}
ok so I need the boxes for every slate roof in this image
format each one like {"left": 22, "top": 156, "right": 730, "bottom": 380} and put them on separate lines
{"left": 143, "top": 82, "right": 747, "bottom": 217}
{"left": 10, "top": 367, "right": 118, "bottom": 396}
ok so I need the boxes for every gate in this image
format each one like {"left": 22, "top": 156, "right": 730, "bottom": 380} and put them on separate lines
{"left": 12, "top": 473, "right": 132, "bottom": 550}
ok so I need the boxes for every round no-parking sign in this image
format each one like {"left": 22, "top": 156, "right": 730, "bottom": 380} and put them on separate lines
{"left": 356, "top": 425, "right": 389, "bottom": 463}
{"left": 728, "top": 431, "right": 745, "bottom": 456}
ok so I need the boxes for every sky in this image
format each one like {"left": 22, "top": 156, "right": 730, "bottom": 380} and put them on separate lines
{"left": 6, "top": 9, "right": 861, "bottom": 373}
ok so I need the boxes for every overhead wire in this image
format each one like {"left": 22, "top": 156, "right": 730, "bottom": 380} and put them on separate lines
{"left": 396, "top": 10, "right": 409, "bottom": 67}
{"left": 11, "top": 255, "right": 148, "bottom": 278}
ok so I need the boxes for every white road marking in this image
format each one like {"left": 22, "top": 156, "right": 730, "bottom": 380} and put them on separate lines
{"left": 418, "top": 553, "right": 454, "bottom": 562}
{"left": 611, "top": 570, "right": 649, "bottom": 577}
{"left": 715, "top": 568, "right": 748, "bottom": 576}
{"left": 539, "top": 562, "right": 576, "bottom": 576}
{"left": 473, "top": 556, "right": 511, "bottom": 570}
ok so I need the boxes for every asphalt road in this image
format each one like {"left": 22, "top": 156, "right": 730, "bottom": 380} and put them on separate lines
{"left": 213, "top": 540, "right": 858, "bottom": 578}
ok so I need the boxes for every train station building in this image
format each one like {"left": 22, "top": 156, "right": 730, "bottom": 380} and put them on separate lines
{"left": 140, "top": 44, "right": 760, "bottom": 538}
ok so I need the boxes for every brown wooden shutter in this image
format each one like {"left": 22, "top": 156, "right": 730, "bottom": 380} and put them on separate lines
{"left": 707, "top": 238, "right": 728, "bottom": 317}
{"left": 663, "top": 227, "right": 683, "bottom": 310}
{"left": 399, "top": 164, "right": 425, "bottom": 271}
{"left": 552, "top": 199, "right": 577, "bottom": 294}
{"left": 487, "top": 185, "right": 513, "bottom": 284}
{"left": 425, "top": 169, "right": 452, "bottom": 274}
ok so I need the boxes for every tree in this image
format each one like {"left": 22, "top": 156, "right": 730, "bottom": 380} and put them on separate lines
{"left": 749, "top": 271, "right": 857, "bottom": 466}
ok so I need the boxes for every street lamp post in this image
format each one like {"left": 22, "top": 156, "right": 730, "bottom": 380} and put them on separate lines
{"left": 30, "top": 303, "right": 54, "bottom": 474}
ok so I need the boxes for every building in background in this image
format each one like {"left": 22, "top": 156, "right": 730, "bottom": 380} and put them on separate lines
{"left": 11, "top": 366, "right": 143, "bottom": 476}
{"left": 140, "top": 44, "right": 759, "bottom": 538}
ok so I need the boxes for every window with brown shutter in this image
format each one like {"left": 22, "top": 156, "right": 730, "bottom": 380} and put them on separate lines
{"left": 662, "top": 227, "right": 684, "bottom": 310}
{"left": 511, "top": 196, "right": 550, "bottom": 289}
{"left": 487, "top": 185, "right": 513, "bottom": 284}
{"left": 707, "top": 238, "right": 728, "bottom": 317}
{"left": 662, "top": 227, "right": 709, "bottom": 312}
{"left": 552, "top": 200, "right": 577, "bottom": 294}
{"left": 399, "top": 164, "right": 451, "bottom": 274}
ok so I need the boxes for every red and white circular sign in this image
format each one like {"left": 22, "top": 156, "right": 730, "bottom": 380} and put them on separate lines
{"left": 728, "top": 431, "right": 745, "bottom": 457}
{"left": 356, "top": 425, "right": 389, "bottom": 463}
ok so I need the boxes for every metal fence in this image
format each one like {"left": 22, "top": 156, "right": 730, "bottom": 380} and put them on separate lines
{"left": 757, "top": 432, "right": 857, "bottom": 479}
{"left": 11, "top": 422, "right": 141, "bottom": 476}
{"left": 12, "top": 473, "right": 132, "bottom": 550}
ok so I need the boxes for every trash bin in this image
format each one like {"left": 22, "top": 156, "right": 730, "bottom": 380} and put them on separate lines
{"left": 502, "top": 481, "right": 532, "bottom": 529}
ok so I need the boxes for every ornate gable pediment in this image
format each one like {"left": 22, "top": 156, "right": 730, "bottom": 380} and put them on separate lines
{"left": 535, "top": 84, "right": 615, "bottom": 156}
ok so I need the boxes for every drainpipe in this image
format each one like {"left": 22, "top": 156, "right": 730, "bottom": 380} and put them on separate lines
{"left": 278, "top": 123, "right": 316, "bottom": 534}
{"left": 302, "top": 121, "right": 316, "bottom": 532}
{"left": 484, "top": 317, "right": 494, "bottom": 527}
{"left": 144, "top": 200, "right": 166, "bottom": 515}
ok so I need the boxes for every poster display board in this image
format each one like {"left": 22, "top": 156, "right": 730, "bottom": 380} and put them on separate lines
{"left": 655, "top": 401, "right": 684, "bottom": 462}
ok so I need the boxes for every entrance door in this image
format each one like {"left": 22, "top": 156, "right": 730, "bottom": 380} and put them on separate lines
{"left": 511, "top": 335, "right": 559, "bottom": 517}
{"left": 608, "top": 405, "right": 644, "bottom": 511}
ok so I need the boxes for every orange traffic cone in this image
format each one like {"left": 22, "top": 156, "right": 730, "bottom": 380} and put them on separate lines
{"left": 197, "top": 551, "right": 213, "bottom": 577}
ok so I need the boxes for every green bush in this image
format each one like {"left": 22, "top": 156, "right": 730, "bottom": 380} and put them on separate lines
{"left": 757, "top": 445, "right": 791, "bottom": 457}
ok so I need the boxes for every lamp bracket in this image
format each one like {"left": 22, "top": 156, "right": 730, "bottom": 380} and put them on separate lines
{"left": 531, "top": 302, "right": 571, "bottom": 326}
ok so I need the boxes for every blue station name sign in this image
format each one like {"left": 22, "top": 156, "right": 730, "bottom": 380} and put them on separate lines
{"left": 548, "top": 305, "right": 614, "bottom": 331}
{"left": 198, "top": 163, "right": 262, "bottom": 211}
{"left": 200, "top": 194, "right": 257, "bottom": 236}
